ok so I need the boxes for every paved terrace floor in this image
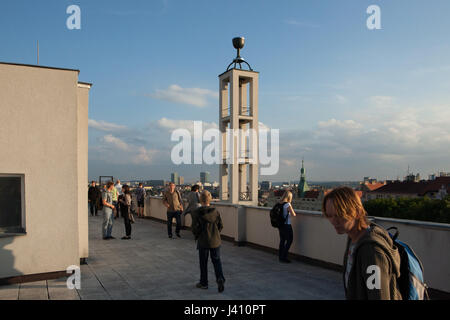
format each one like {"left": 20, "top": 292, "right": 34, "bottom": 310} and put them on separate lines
{"left": 0, "top": 215, "right": 344, "bottom": 300}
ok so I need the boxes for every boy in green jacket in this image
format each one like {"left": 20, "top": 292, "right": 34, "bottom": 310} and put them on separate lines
{"left": 322, "top": 187, "right": 402, "bottom": 300}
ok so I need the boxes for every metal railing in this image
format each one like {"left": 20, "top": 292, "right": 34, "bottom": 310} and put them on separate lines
{"left": 219, "top": 192, "right": 252, "bottom": 201}
{"left": 239, "top": 192, "right": 251, "bottom": 201}
{"left": 221, "top": 106, "right": 252, "bottom": 117}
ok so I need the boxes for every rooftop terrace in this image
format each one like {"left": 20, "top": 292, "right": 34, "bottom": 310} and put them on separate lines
{"left": 0, "top": 215, "right": 344, "bottom": 300}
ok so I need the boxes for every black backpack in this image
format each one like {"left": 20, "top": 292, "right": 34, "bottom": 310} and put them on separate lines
{"left": 270, "top": 202, "right": 287, "bottom": 228}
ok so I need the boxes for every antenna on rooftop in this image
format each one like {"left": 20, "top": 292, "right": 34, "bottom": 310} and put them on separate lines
{"left": 37, "top": 40, "right": 39, "bottom": 65}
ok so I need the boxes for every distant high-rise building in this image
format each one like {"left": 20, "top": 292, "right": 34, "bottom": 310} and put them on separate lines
{"left": 405, "top": 173, "right": 420, "bottom": 182}
{"left": 179, "top": 176, "right": 184, "bottom": 185}
{"left": 200, "top": 172, "right": 210, "bottom": 184}
{"left": 171, "top": 172, "right": 179, "bottom": 184}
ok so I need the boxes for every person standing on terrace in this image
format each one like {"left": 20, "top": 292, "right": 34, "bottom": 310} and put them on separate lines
{"left": 183, "top": 184, "right": 201, "bottom": 216}
{"left": 111, "top": 182, "right": 119, "bottom": 219}
{"left": 102, "top": 181, "right": 116, "bottom": 240}
{"left": 278, "top": 190, "right": 296, "bottom": 263}
{"left": 191, "top": 190, "right": 225, "bottom": 293}
{"left": 114, "top": 179, "right": 123, "bottom": 218}
{"left": 135, "top": 183, "right": 146, "bottom": 218}
{"left": 162, "top": 182, "right": 184, "bottom": 238}
{"left": 322, "top": 186, "right": 402, "bottom": 300}
{"left": 88, "top": 180, "right": 101, "bottom": 216}
{"left": 118, "top": 184, "right": 133, "bottom": 240}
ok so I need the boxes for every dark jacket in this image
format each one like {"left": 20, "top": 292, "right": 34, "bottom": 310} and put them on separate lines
{"left": 88, "top": 186, "right": 101, "bottom": 202}
{"left": 191, "top": 206, "right": 223, "bottom": 249}
{"left": 184, "top": 191, "right": 201, "bottom": 215}
{"left": 343, "top": 223, "right": 402, "bottom": 300}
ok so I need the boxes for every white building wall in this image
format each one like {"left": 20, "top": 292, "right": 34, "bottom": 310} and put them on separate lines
{"left": 0, "top": 63, "right": 89, "bottom": 278}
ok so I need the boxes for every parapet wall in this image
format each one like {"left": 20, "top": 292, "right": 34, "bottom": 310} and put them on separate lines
{"left": 146, "top": 196, "right": 450, "bottom": 293}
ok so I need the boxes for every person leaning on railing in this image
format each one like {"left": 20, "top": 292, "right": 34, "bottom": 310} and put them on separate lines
{"left": 278, "top": 190, "right": 296, "bottom": 263}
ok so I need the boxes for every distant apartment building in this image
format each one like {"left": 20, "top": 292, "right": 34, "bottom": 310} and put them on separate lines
{"left": 146, "top": 180, "right": 166, "bottom": 187}
{"left": 179, "top": 176, "right": 184, "bottom": 185}
{"left": 200, "top": 172, "right": 210, "bottom": 184}
{"left": 363, "top": 176, "right": 378, "bottom": 184}
{"left": 171, "top": 172, "right": 179, "bottom": 185}
{"left": 293, "top": 190, "right": 328, "bottom": 212}
{"left": 260, "top": 181, "right": 272, "bottom": 191}
{"left": 0, "top": 62, "right": 91, "bottom": 282}
{"left": 359, "top": 180, "right": 386, "bottom": 202}
{"left": 366, "top": 177, "right": 450, "bottom": 201}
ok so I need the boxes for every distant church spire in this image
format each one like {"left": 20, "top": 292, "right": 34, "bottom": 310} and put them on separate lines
{"left": 298, "top": 158, "right": 310, "bottom": 198}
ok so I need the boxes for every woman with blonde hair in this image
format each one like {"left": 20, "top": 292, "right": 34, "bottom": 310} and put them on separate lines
{"left": 278, "top": 190, "right": 296, "bottom": 263}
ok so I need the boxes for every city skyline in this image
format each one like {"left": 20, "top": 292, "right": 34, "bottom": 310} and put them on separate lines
{"left": 2, "top": 0, "right": 450, "bottom": 181}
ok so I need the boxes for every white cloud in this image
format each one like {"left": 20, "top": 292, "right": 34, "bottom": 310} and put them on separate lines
{"left": 259, "top": 122, "right": 270, "bottom": 131}
{"left": 132, "top": 147, "right": 157, "bottom": 165}
{"left": 281, "top": 159, "right": 296, "bottom": 167}
{"left": 148, "top": 84, "right": 218, "bottom": 107}
{"left": 89, "top": 119, "right": 127, "bottom": 132}
{"left": 318, "top": 119, "right": 362, "bottom": 130}
{"left": 102, "top": 134, "right": 129, "bottom": 151}
{"left": 157, "top": 118, "right": 218, "bottom": 134}
{"left": 98, "top": 134, "right": 157, "bottom": 165}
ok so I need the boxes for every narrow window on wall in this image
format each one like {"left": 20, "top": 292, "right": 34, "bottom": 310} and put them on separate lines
{"left": 0, "top": 174, "right": 25, "bottom": 234}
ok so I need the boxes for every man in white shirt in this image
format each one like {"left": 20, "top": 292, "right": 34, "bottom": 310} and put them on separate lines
{"left": 115, "top": 180, "right": 123, "bottom": 196}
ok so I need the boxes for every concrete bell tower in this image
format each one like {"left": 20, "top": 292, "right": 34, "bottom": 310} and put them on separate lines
{"left": 219, "top": 37, "right": 259, "bottom": 206}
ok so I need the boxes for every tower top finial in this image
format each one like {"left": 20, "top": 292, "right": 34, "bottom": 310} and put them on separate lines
{"left": 226, "top": 37, "right": 253, "bottom": 71}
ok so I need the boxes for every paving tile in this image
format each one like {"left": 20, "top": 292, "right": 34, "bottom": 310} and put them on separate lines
{"left": 18, "top": 281, "right": 49, "bottom": 300}
{"left": 0, "top": 284, "right": 19, "bottom": 300}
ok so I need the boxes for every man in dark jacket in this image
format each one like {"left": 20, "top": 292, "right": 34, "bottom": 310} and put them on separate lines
{"left": 322, "top": 186, "right": 402, "bottom": 300}
{"left": 88, "top": 181, "right": 101, "bottom": 216}
{"left": 183, "top": 184, "right": 201, "bottom": 216}
{"left": 191, "top": 190, "right": 225, "bottom": 293}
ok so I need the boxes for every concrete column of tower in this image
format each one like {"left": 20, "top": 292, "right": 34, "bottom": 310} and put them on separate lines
{"left": 239, "top": 81, "right": 248, "bottom": 196}
{"left": 230, "top": 70, "right": 240, "bottom": 204}
{"left": 249, "top": 75, "right": 259, "bottom": 204}
{"left": 219, "top": 77, "right": 229, "bottom": 201}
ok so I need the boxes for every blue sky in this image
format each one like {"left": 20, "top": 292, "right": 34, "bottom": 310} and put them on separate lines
{"left": 1, "top": 0, "right": 450, "bottom": 182}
